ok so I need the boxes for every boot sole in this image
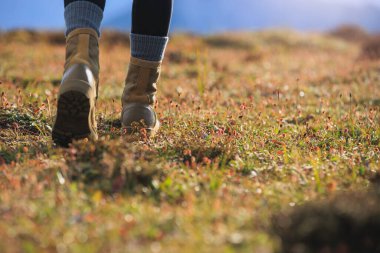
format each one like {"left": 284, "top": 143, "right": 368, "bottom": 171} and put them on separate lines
{"left": 52, "top": 91, "right": 94, "bottom": 147}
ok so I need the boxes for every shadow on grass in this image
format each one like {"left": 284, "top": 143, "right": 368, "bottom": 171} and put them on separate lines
{"left": 63, "top": 139, "right": 162, "bottom": 195}
{"left": 273, "top": 175, "right": 380, "bottom": 253}
{"left": 204, "top": 35, "right": 254, "bottom": 50}
{"left": 358, "top": 98, "right": 380, "bottom": 107}
{"left": 0, "top": 108, "right": 50, "bottom": 135}
{"left": 4, "top": 76, "right": 61, "bottom": 88}
{"left": 98, "top": 118, "right": 122, "bottom": 130}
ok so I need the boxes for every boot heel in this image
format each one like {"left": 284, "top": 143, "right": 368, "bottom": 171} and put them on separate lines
{"left": 52, "top": 91, "right": 93, "bottom": 146}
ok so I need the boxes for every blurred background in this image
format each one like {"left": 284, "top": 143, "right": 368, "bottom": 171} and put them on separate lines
{"left": 1, "top": 0, "right": 380, "bottom": 33}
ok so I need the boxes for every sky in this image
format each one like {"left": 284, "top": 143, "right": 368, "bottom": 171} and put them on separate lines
{"left": 319, "top": 0, "right": 379, "bottom": 6}
{"left": 0, "top": 0, "right": 379, "bottom": 31}
{"left": 0, "top": 0, "right": 128, "bottom": 29}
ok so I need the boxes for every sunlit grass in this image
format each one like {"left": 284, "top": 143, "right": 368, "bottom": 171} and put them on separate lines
{"left": 0, "top": 30, "right": 379, "bottom": 252}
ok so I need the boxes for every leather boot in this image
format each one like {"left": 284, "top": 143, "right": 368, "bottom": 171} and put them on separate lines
{"left": 52, "top": 28, "right": 100, "bottom": 146}
{"left": 121, "top": 57, "right": 161, "bottom": 137}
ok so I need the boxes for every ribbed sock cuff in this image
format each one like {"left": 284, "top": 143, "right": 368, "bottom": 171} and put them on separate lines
{"left": 64, "top": 1, "right": 104, "bottom": 36}
{"left": 130, "top": 33, "right": 169, "bottom": 62}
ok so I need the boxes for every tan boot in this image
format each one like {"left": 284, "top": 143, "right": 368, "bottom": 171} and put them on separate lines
{"left": 121, "top": 57, "right": 161, "bottom": 137}
{"left": 52, "top": 28, "right": 100, "bottom": 146}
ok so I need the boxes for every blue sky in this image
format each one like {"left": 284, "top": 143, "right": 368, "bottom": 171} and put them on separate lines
{"left": 0, "top": 0, "right": 131, "bottom": 29}
{"left": 1, "top": 0, "right": 379, "bottom": 32}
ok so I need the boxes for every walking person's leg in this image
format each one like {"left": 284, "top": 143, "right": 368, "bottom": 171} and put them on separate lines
{"left": 121, "top": 0, "right": 173, "bottom": 137}
{"left": 52, "top": 0, "right": 105, "bottom": 146}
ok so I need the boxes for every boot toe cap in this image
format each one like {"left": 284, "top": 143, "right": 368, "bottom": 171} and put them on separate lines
{"left": 121, "top": 103, "right": 158, "bottom": 130}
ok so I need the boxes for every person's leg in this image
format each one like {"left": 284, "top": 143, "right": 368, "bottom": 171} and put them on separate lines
{"left": 130, "top": 0, "right": 172, "bottom": 61}
{"left": 132, "top": 0, "right": 172, "bottom": 36}
{"left": 121, "top": 0, "right": 173, "bottom": 137}
{"left": 65, "top": 0, "right": 105, "bottom": 9}
{"left": 52, "top": 0, "right": 105, "bottom": 146}
{"left": 64, "top": 0, "right": 105, "bottom": 36}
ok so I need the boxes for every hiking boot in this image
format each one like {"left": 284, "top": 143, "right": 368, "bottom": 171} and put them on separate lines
{"left": 121, "top": 57, "right": 161, "bottom": 137}
{"left": 52, "top": 28, "right": 100, "bottom": 146}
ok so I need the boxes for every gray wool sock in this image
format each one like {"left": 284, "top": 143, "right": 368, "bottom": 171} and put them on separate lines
{"left": 130, "top": 33, "right": 169, "bottom": 62}
{"left": 64, "top": 1, "right": 104, "bottom": 36}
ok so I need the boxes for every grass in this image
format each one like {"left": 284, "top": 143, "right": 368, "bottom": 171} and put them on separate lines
{"left": 0, "top": 29, "right": 379, "bottom": 253}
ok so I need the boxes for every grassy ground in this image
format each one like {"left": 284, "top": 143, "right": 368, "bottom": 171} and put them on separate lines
{"left": 0, "top": 29, "right": 379, "bottom": 253}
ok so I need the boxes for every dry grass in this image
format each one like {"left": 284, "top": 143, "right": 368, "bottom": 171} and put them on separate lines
{"left": 0, "top": 29, "right": 379, "bottom": 253}
{"left": 360, "top": 35, "right": 380, "bottom": 60}
{"left": 328, "top": 25, "right": 370, "bottom": 43}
